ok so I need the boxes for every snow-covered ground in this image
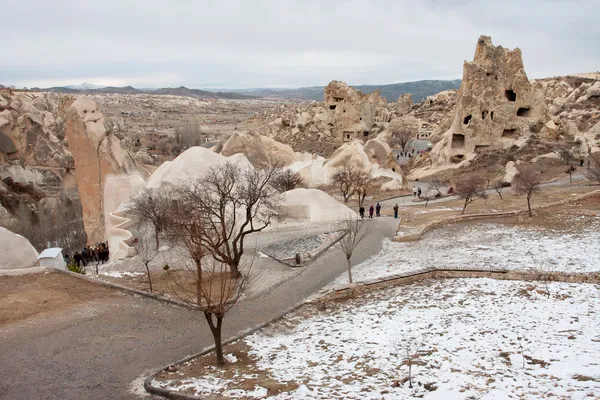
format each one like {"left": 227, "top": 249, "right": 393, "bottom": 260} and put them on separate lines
{"left": 330, "top": 216, "right": 600, "bottom": 286}
{"left": 154, "top": 279, "right": 600, "bottom": 399}
{"left": 262, "top": 231, "right": 342, "bottom": 260}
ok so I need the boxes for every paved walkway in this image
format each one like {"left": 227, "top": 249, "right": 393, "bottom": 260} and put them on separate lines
{"left": 0, "top": 218, "right": 398, "bottom": 400}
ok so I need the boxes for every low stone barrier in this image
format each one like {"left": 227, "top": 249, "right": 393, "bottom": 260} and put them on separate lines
{"left": 317, "top": 267, "right": 600, "bottom": 302}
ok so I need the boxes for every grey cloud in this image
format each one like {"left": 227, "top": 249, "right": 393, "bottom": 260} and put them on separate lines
{"left": 1, "top": 0, "right": 598, "bottom": 88}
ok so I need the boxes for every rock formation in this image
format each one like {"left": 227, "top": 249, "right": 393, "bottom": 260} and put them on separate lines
{"left": 395, "top": 94, "right": 413, "bottom": 117}
{"left": 428, "top": 35, "right": 548, "bottom": 167}
{"left": 278, "top": 188, "right": 358, "bottom": 222}
{"left": 0, "top": 89, "right": 141, "bottom": 249}
{"left": 219, "top": 130, "right": 297, "bottom": 167}
{"left": 248, "top": 81, "right": 396, "bottom": 157}
{"left": 64, "top": 96, "right": 139, "bottom": 243}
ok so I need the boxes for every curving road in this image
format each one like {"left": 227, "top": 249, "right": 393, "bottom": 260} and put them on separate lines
{"left": 0, "top": 218, "right": 398, "bottom": 400}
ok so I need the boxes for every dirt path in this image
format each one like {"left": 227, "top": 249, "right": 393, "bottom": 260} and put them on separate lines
{"left": 0, "top": 218, "right": 398, "bottom": 400}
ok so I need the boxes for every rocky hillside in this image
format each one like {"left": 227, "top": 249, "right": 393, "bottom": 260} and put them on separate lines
{"left": 244, "top": 80, "right": 457, "bottom": 157}
{"left": 409, "top": 36, "right": 600, "bottom": 179}
{"left": 0, "top": 88, "right": 141, "bottom": 251}
{"left": 248, "top": 36, "right": 600, "bottom": 180}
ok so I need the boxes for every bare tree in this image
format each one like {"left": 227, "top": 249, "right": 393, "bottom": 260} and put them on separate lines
{"left": 133, "top": 225, "right": 157, "bottom": 292}
{"left": 174, "top": 119, "right": 202, "bottom": 153}
{"left": 354, "top": 171, "right": 375, "bottom": 208}
{"left": 271, "top": 169, "right": 305, "bottom": 192}
{"left": 429, "top": 180, "right": 448, "bottom": 197}
{"left": 557, "top": 148, "right": 576, "bottom": 183}
{"left": 557, "top": 148, "right": 575, "bottom": 166}
{"left": 337, "top": 219, "right": 370, "bottom": 284}
{"left": 492, "top": 180, "right": 505, "bottom": 199}
{"left": 390, "top": 126, "right": 413, "bottom": 152}
{"left": 454, "top": 173, "right": 488, "bottom": 215}
{"left": 174, "top": 162, "right": 280, "bottom": 277}
{"left": 584, "top": 152, "right": 600, "bottom": 184}
{"left": 421, "top": 193, "right": 434, "bottom": 208}
{"left": 125, "top": 188, "right": 169, "bottom": 248}
{"left": 513, "top": 165, "right": 541, "bottom": 217}
{"left": 393, "top": 331, "right": 427, "bottom": 389}
{"left": 160, "top": 191, "right": 251, "bottom": 365}
{"left": 332, "top": 166, "right": 357, "bottom": 203}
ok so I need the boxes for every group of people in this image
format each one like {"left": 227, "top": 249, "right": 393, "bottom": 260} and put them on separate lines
{"left": 396, "top": 148, "right": 428, "bottom": 159}
{"left": 358, "top": 202, "right": 401, "bottom": 219}
{"left": 64, "top": 242, "right": 110, "bottom": 267}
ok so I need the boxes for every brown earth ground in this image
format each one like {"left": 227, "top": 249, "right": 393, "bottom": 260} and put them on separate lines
{"left": 0, "top": 272, "right": 119, "bottom": 326}
{"left": 392, "top": 185, "right": 600, "bottom": 230}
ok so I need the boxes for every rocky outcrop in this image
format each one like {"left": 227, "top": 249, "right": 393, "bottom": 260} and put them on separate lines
{"left": 64, "top": 96, "right": 139, "bottom": 242}
{"left": 248, "top": 81, "right": 397, "bottom": 157}
{"left": 0, "top": 89, "right": 140, "bottom": 249}
{"left": 395, "top": 94, "right": 413, "bottom": 117}
{"left": 427, "top": 36, "right": 548, "bottom": 167}
{"left": 220, "top": 130, "right": 297, "bottom": 167}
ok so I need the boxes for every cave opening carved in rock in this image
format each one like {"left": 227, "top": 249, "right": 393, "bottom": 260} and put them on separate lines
{"left": 517, "top": 107, "right": 531, "bottom": 117}
{"left": 463, "top": 115, "right": 472, "bottom": 125}
{"left": 502, "top": 128, "right": 519, "bottom": 138}
{"left": 504, "top": 89, "right": 516, "bottom": 102}
{"left": 451, "top": 133, "right": 465, "bottom": 148}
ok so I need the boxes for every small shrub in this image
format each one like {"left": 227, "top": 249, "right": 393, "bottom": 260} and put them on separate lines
{"left": 67, "top": 261, "right": 86, "bottom": 275}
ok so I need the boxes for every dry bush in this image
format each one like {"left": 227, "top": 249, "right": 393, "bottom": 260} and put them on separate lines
{"left": 126, "top": 188, "right": 171, "bottom": 248}
{"left": 271, "top": 169, "right": 305, "bottom": 192}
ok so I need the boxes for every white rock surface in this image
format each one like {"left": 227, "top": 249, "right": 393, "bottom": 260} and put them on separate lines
{"left": 0, "top": 227, "right": 39, "bottom": 270}
{"left": 279, "top": 188, "right": 357, "bottom": 222}
{"left": 145, "top": 146, "right": 252, "bottom": 189}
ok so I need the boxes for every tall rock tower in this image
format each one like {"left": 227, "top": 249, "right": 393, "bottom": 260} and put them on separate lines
{"left": 64, "top": 96, "right": 138, "bottom": 243}
{"left": 429, "top": 36, "right": 548, "bottom": 166}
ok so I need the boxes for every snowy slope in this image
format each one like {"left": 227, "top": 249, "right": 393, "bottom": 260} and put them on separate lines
{"left": 64, "top": 82, "right": 106, "bottom": 90}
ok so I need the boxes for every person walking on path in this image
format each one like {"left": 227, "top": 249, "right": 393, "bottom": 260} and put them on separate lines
{"left": 417, "top": 187, "right": 422, "bottom": 198}
{"left": 413, "top": 185, "right": 417, "bottom": 197}
{"left": 369, "top": 204, "right": 374, "bottom": 218}
{"left": 359, "top": 205, "right": 365, "bottom": 219}
{"left": 376, "top": 202, "right": 381, "bottom": 217}
{"left": 393, "top": 203, "right": 399, "bottom": 219}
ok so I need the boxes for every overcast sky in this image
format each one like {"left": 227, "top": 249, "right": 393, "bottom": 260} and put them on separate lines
{"left": 2, "top": 0, "right": 598, "bottom": 89}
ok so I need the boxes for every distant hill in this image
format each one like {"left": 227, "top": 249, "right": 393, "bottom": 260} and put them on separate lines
{"left": 213, "top": 79, "right": 462, "bottom": 102}
{"left": 36, "top": 85, "right": 257, "bottom": 100}
{"left": 36, "top": 79, "right": 462, "bottom": 102}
